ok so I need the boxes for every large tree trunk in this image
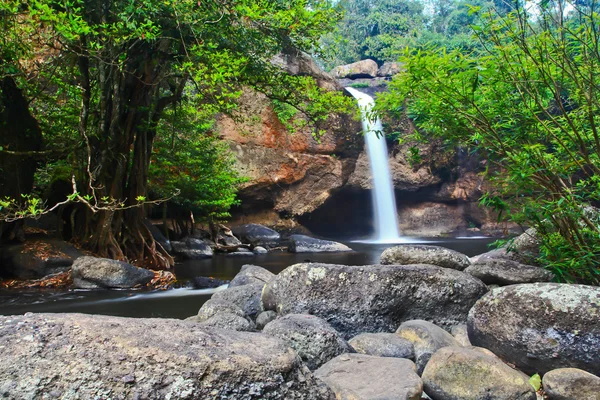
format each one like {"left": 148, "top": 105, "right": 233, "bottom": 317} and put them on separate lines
{"left": 0, "top": 77, "right": 43, "bottom": 242}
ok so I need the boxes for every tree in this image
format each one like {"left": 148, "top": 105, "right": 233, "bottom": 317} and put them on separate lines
{"left": 1, "top": 0, "right": 351, "bottom": 268}
{"left": 378, "top": 0, "right": 600, "bottom": 284}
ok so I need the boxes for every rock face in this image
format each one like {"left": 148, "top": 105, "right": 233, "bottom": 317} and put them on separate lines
{"left": 315, "top": 353, "right": 422, "bottom": 400}
{"left": 348, "top": 333, "right": 414, "bottom": 359}
{"left": 422, "top": 346, "right": 536, "bottom": 400}
{"left": 71, "top": 256, "right": 154, "bottom": 289}
{"left": 542, "top": 368, "right": 600, "bottom": 400}
{"left": 288, "top": 235, "right": 352, "bottom": 253}
{"left": 262, "top": 314, "right": 353, "bottom": 370}
{"left": 396, "top": 320, "right": 462, "bottom": 375}
{"left": 231, "top": 224, "right": 281, "bottom": 248}
{"left": 330, "top": 59, "right": 379, "bottom": 79}
{"left": 0, "top": 313, "right": 333, "bottom": 399}
{"left": 379, "top": 245, "right": 471, "bottom": 271}
{"left": 262, "top": 263, "right": 488, "bottom": 339}
{"left": 211, "top": 282, "right": 265, "bottom": 320}
{"left": 468, "top": 283, "right": 600, "bottom": 375}
{"left": 464, "top": 259, "right": 555, "bottom": 285}
{"left": 229, "top": 264, "right": 275, "bottom": 287}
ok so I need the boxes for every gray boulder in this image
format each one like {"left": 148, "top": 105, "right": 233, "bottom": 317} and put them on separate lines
{"left": 377, "top": 61, "right": 404, "bottom": 77}
{"left": 465, "top": 258, "right": 555, "bottom": 285}
{"left": 226, "top": 248, "right": 254, "bottom": 257}
{"left": 231, "top": 223, "right": 281, "bottom": 248}
{"left": 256, "top": 310, "right": 278, "bottom": 330}
{"left": 195, "top": 298, "right": 246, "bottom": 322}
{"left": 396, "top": 320, "right": 462, "bottom": 375}
{"left": 468, "top": 283, "right": 600, "bottom": 375}
{"left": 262, "top": 314, "right": 353, "bottom": 370}
{"left": 200, "top": 312, "right": 256, "bottom": 331}
{"left": 542, "top": 368, "right": 600, "bottom": 400}
{"left": 451, "top": 324, "right": 471, "bottom": 347}
{"left": 472, "top": 228, "right": 540, "bottom": 265}
{"left": 211, "top": 282, "right": 265, "bottom": 320}
{"left": 71, "top": 256, "right": 154, "bottom": 289}
{"left": 171, "top": 238, "right": 213, "bottom": 259}
{"left": 348, "top": 333, "right": 414, "bottom": 359}
{"left": 422, "top": 346, "right": 536, "bottom": 400}
{"left": 380, "top": 245, "right": 470, "bottom": 271}
{"left": 229, "top": 264, "right": 275, "bottom": 287}
{"left": 0, "top": 313, "right": 333, "bottom": 399}
{"left": 330, "top": 59, "right": 379, "bottom": 79}
{"left": 315, "top": 353, "right": 422, "bottom": 400}
{"left": 288, "top": 235, "right": 352, "bottom": 253}
{"left": 262, "top": 263, "right": 487, "bottom": 339}
{"left": 253, "top": 246, "right": 268, "bottom": 254}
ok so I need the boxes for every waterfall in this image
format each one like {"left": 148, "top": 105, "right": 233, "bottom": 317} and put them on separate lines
{"left": 346, "top": 87, "right": 402, "bottom": 242}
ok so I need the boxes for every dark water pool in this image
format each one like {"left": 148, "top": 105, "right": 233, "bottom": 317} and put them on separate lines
{"left": 0, "top": 237, "right": 496, "bottom": 319}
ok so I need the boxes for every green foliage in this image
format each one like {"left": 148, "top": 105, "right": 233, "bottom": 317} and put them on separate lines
{"left": 529, "top": 374, "right": 541, "bottom": 391}
{"left": 149, "top": 105, "right": 246, "bottom": 223}
{"left": 377, "top": 1, "right": 600, "bottom": 284}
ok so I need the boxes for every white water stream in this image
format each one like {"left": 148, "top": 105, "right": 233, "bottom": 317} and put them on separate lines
{"left": 346, "top": 87, "right": 403, "bottom": 243}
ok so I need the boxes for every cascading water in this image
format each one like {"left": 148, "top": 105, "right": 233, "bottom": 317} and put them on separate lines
{"left": 346, "top": 87, "right": 402, "bottom": 242}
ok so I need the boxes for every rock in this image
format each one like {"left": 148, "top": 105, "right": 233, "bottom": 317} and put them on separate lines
{"left": 211, "top": 282, "right": 265, "bottom": 320}
{"left": 71, "top": 256, "right": 154, "bottom": 289}
{"left": 377, "top": 62, "right": 404, "bottom": 77}
{"left": 196, "top": 298, "right": 246, "bottom": 322}
{"left": 262, "top": 314, "right": 353, "bottom": 370}
{"left": 380, "top": 245, "right": 470, "bottom": 271}
{"left": 315, "top": 353, "right": 422, "bottom": 400}
{"left": 144, "top": 219, "right": 172, "bottom": 252}
{"left": 472, "top": 228, "right": 540, "bottom": 265}
{"left": 256, "top": 310, "right": 278, "bottom": 330}
{"left": 348, "top": 333, "right": 414, "bottom": 359}
{"left": 451, "top": 324, "right": 471, "bottom": 347}
{"left": 330, "top": 59, "right": 379, "bottom": 79}
{"left": 271, "top": 47, "right": 342, "bottom": 91}
{"left": 542, "top": 368, "right": 600, "bottom": 400}
{"left": 230, "top": 264, "right": 275, "bottom": 287}
{"left": 200, "top": 312, "right": 256, "bottom": 331}
{"left": 396, "top": 320, "right": 462, "bottom": 375}
{"left": 465, "top": 259, "right": 555, "bottom": 285}
{"left": 189, "top": 276, "right": 228, "bottom": 289}
{"left": 468, "top": 283, "right": 600, "bottom": 375}
{"left": 262, "top": 263, "right": 487, "bottom": 339}
{"left": 253, "top": 246, "right": 268, "bottom": 254}
{"left": 231, "top": 223, "right": 281, "bottom": 248}
{"left": 226, "top": 248, "right": 254, "bottom": 257}
{"left": 422, "top": 346, "right": 536, "bottom": 400}
{"left": 0, "top": 238, "right": 82, "bottom": 279}
{"left": 287, "top": 235, "right": 352, "bottom": 253}
{"left": 216, "top": 233, "right": 242, "bottom": 247}
{"left": 0, "top": 313, "right": 333, "bottom": 399}
{"left": 171, "top": 238, "right": 213, "bottom": 259}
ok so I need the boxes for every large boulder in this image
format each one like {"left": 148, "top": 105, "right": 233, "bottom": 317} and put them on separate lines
{"left": 396, "top": 320, "right": 462, "bottom": 375}
{"left": 262, "top": 314, "right": 353, "bottom": 370}
{"left": 262, "top": 263, "right": 488, "bottom": 339}
{"left": 229, "top": 264, "right": 275, "bottom": 287}
{"left": 199, "top": 312, "right": 256, "bottom": 332}
{"left": 195, "top": 298, "right": 246, "bottom": 322}
{"left": 71, "top": 256, "right": 154, "bottom": 289}
{"left": 314, "top": 354, "right": 422, "bottom": 400}
{"left": 464, "top": 259, "right": 555, "bottom": 285}
{"left": 0, "top": 313, "right": 333, "bottom": 399}
{"left": 231, "top": 224, "right": 281, "bottom": 248}
{"left": 422, "top": 346, "right": 536, "bottom": 400}
{"left": 211, "top": 282, "right": 265, "bottom": 320}
{"left": 468, "top": 283, "right": 600, "bottom": 375}
{"left": 379, "top": 245, "right": 470, "bottom": 271}
{"left": 330, "top": 59, "right": 379, "bottom": 79}
{"left": 171, "top": 238, "right": 213, "bottom": 260}
{"left": 472, "top": 228, "right": 540, "bottom": 265}
{"left": 377, "top": 62, "right": 404, "bottom": 77}
{"left": 348, "top": 333, "right": 414, "bottom": 359}
{"left": 287, "top": 235, "right": 352, "bottom": 253}
{"left": 542, "top": 368, "right": 600, "bottom": 400}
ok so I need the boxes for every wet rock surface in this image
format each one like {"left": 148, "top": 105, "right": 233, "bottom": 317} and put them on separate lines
{"left": 232, "top": 224, "right": 281, "bottom": 248}
{"left": 0, "top": 313, "right": 334, "bottom": 399}
{"left": 262, "top": 263, "right": 487, "bottom": 339}
{"left": 315, "top": 353, "right": 423, "bottom": 400}
{"left": 71, "top": 256, "right": 154, "bottom": 289}
{"left": 468, "top": 283, "right": 600, "bottom": 375}
{"left": 348, "top": 332, "right": 414, "bottom": 359}
{"left": 422, "top": 346, "right": 536, "bottom": 400}
{"left": 287, "top": 235, "right": 352, "bottom": 253}
{"left": 262, "top": 314, "right": 353, "bottom": 370}
{"left": 380, "top": 245, "right": 471, "bottom": 271}
{"left": 171, "top": 238, "right": 213, "bottom": 259}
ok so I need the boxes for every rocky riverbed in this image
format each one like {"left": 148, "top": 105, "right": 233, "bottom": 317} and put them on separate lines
{"left": 1, "top": 230, "right": 599, "bottom": 399}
